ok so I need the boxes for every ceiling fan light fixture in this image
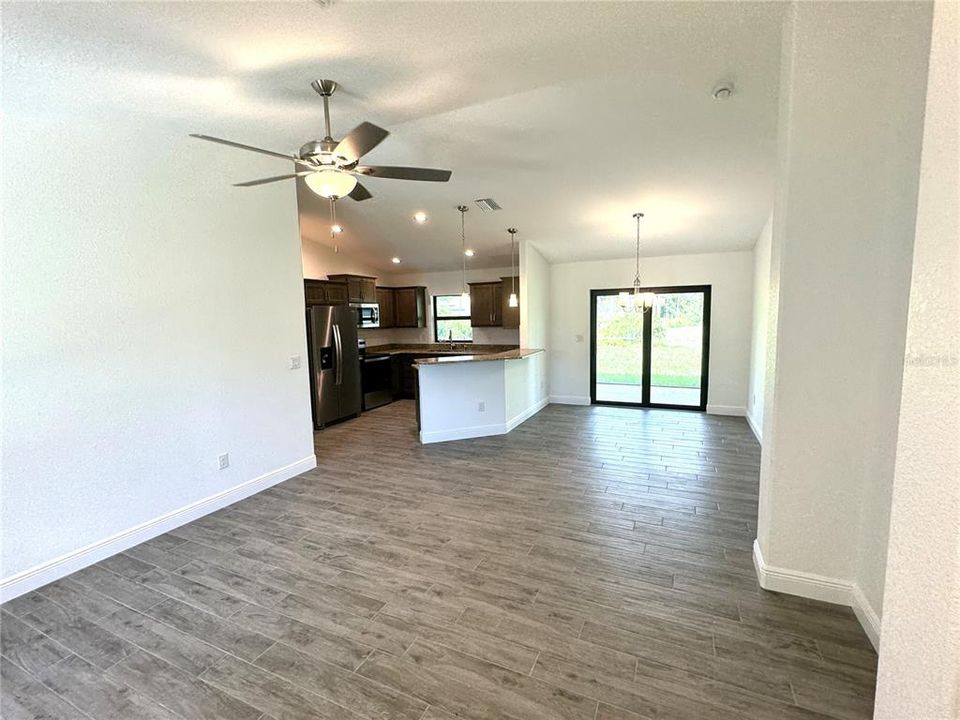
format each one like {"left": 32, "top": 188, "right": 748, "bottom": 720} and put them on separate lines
{"left": 305, "top": 169, "right": 357, "bottom": 199}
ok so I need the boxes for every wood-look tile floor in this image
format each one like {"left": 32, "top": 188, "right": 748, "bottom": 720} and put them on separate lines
{"left": 2, "top": 401, "right": 878, "bottom": 720}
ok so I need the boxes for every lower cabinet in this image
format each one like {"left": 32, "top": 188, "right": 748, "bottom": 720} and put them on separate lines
{"left": 392, "top": 354, "right": 419, "bottom": 399}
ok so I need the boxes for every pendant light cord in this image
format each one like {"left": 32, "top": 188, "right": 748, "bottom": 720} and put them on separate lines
{"left": 508, "top": 228, "right": 517, "bottom": 295}
{"left": 458, "top": 205, "right": 469, "bottom": 294}
{"left": 633, "top": 212, "right": 644, "bottom": 288}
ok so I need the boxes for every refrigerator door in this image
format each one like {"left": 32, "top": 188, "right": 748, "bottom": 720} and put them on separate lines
{"left": 333, "top": 305, "right": 362, "bottom": 418}
{"left": 307, "top": 305, "right": 339, "bottom": 428}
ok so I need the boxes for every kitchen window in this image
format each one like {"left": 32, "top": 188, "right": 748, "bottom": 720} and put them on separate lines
{"left": 434, "top": 294, "right": 473, "bottom": 342}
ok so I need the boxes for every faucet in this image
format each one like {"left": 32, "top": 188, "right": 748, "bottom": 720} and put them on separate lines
{"left": 447, "top": 329, "right": 455, "bottom": 351}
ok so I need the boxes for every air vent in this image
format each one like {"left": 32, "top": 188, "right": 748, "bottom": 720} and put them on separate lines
{"left": 474, "top": 198, "right": 501, "bottom": 212}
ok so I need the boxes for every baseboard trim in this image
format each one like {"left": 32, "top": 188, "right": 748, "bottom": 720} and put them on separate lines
{"left": 506, "top": 397, "right": 549, "bottom": 432}
{"left": 745, "top": 412, "right": 763, "bottom": 443}
{"left": 707, "top": 404, "right": 746, "bottom": 416}
{"left": 851, "top": 583, "right": 882, "bottom": 650}
{"left": 549, "top": 395, "right": 591, "bottom": 406}
{"left": 753, "top": 539, "right": 852, "bottom": 605}
{"left": 420, "top": 422, "right": 507, "bottom": 444}
{"left": 0, "top": 455, "right": 317, "bottom": 603}
{"left": 753, "top": 540, "right": 879, "bottom": 649}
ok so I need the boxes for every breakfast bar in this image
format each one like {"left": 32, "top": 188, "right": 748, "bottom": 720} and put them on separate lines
{"left": 413, "top": 348, "right": 546, "bottom": 444}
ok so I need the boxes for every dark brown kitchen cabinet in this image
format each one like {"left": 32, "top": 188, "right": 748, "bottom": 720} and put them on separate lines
{"left": 327, "top": 274, "right": 377, "bottom": 303}
{"left": 303, "top": 279, "right": 349, "bottom": 306}
{"left": 375, "top": 287, "right": 396, "bottom": 328}
{"left": 393, "top": 286, "right": 426, "bottom": 328}
{"left": 469, "top": 281, "right": 502, "bottom": 327}
{"left": 501, "top": 276, "right": 520, "bottom": 329}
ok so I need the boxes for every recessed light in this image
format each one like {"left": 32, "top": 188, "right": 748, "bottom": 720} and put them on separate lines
{"left": 391, "top": 257, "right": 401, "bottom": 264}
{"left": 413, "top": 211, "right": 428, "bottom": 224}
{"left": 464, "top": 249, "right": 475, "bottom": 257}
{"left": 331, "top": 224, "right": 343, "bottom": 234}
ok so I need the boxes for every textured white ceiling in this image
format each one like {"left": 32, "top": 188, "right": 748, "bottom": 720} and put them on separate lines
{"left": 5, "top": 1, "right": 783, "bottom": 271}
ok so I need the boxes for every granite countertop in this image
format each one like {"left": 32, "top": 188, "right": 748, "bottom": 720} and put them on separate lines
{"left": 414, "top": 348, "right": 544, "bottom": 366}
{"left": 365, "top": 343, "right": 520, "bottom": 357}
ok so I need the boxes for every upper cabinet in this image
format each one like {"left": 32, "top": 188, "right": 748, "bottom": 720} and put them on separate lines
{"left": 376, "top": 286, "right": 426, "bottom": 328}
{"left": 501, "top": 276, "right": 520, "bottom": 329}
{"left": 376, "top": 286, "right": 396, "bottom": 328}
{"left": 394, "top": 286, "right": 427, "bottom": 327}
{"left": 327, "top": 274, "right": 377, "bottom": 303}
{"left": 469, "top": 282, "right": 502, "bottom": 327}
{"left": 304, "top": 279, "right": 349, "bottom": 305}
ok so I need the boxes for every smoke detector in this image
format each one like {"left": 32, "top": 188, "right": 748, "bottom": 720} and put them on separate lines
{"left": 474, "top": 198, "right": 501, "bottom": 212}
{"left": 712, "top": 82, "right": 735, "bottom": 100}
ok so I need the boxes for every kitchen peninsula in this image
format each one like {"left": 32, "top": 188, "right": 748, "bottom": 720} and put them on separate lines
{"left": 412, "top": 346, "right": 546, "bottom": 444}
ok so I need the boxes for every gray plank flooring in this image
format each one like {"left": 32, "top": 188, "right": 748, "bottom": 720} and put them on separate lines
{"left": 1, "top": 401, "right": 877, "bottom": 719}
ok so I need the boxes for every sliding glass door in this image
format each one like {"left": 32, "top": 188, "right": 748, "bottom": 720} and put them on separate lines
{"left": 590, "top": 285, "right": 710, "bottom": 410}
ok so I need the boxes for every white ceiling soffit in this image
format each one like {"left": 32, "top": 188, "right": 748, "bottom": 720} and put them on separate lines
{"left": 5, "top": 1, "right": 784, "bottom": 272}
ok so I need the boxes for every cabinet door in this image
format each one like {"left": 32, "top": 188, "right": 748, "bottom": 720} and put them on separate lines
{"left": 470, "top": 284, "right": 494, "bottom": 326}
{"left": 501, "top": 276, "right": 520, "bottom": 328}
{"left": 344, "top": 277, "right": 364, "bottom": 303}
{"left": 360, "top": 278, "right": 377, "bottom": 303}
{"left": 304, "top": 279, "right": 327, "bottom": 305}
{"left": 491, "top": 283, "right": 503, "bottom": 326}
{"left": 324, "top": 282, "right": 349, "bottom": 305}
{"left": 394, "top": 288, "right": 417, "bottom": 327}
{"left": 376, "top": 287, "right": 395, "bottom": 328}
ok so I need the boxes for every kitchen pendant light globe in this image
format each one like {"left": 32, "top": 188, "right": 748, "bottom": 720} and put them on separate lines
{"left": 508, "top": 293, "right": 519, "bottom": 308}
{"left": 305, "top": 170, "right": 357, "bottom": 199}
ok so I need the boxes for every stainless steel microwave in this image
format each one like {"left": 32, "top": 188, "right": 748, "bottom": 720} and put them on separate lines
{"left": 352, "top": 302, "right": 380, "bottom": 328}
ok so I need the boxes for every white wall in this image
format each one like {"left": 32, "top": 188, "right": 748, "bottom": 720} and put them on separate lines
{"left": 746, "top": 213, "right": 773, "bottom": 441}
{"left": 519, "top": 240, "right": 551, "bottom": 407}
{"left": 875, "top": 2, "right": 959, "bottom": 715}
{"left": 366, "top": 267, "right": 520, "bottom": 347}
{"left": 1, "top": 11, "right": 315, "bottom": 597}
{"left": 301, "top": 238, "right": 383, "bottom": 285}
{"left": 548, "top": 251, "right": 754, "bottom": 413}
{"left": 754, "top": 1, "right": 932, "bottom": 643}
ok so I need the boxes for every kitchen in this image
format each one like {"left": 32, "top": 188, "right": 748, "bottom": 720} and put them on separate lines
{"left": 303, "top": 267, "right": 544, "bottom": 443}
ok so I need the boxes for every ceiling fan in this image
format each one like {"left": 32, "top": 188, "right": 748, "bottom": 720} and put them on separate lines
{"left": 191, "top": 79, "right": 452, "bottom": 202}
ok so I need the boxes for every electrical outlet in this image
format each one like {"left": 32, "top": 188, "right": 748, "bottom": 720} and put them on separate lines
{"left": 290, "top": 355, "right": 302, "bottom": 370}
{"left": 478, "top": 401, "right": 485, "bottom": 412}
{"left": 218, "top": 453, "right": 230, "bottom": 470}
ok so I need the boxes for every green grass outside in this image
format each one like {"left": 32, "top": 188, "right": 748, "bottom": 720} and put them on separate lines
{"left": 596, "top": 344, "right": 701, "bottom": 388}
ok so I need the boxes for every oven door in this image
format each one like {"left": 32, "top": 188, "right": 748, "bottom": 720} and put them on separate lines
{"left": 361, "top": 355, "right": 393, "bottom": 410}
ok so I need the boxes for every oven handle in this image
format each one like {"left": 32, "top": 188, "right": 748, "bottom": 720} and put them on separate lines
{"left": 363, "top": 355, "right": 391, "bottom": 363}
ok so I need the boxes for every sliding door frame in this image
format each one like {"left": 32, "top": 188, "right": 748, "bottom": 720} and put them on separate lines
{"left": 589, "top": 285, "right": 712, "bottom": 411}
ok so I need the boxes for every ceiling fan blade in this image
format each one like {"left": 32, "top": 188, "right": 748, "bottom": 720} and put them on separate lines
{"left": 190, "top": 134, "right": 311, "bottom": 166}
{"left": 354, "top": 165, "right": 452, "bottom": 182}
{"left": 233, "top": 171, "right": 313, "bottom": 187}
{"left": 347, "top": 181, "right": 373, "bottom": 201}
{"left": 335, "top": 122, "right": 389, "bottom": 163}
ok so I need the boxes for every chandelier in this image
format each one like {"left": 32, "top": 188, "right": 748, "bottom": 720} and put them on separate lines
{"left": 619, "top": 212, "right": 656, "bottom": 313}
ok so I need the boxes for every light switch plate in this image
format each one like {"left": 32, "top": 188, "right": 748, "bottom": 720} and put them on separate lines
{"left": 290, "top": 355, "right": 302, "bottom": 370}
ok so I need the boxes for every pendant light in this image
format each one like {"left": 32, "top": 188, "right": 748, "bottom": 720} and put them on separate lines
{"left": 507, "top": 228, "right": 519, "bottom": 308}
{"left": 620, "top": 212, "right": 655, "bottom": 313}
{"left": 458, "top": 205, "right": 470, "bottom": 301}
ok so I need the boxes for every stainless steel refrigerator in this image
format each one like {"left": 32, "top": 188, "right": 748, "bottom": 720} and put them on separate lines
{"left": 306, "top": 305, "right": 362, "bottom": 429}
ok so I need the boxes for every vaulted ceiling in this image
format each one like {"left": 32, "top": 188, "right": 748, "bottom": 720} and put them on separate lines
{"left": 8, "top": 1, "right": 784, "bottom": 271}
